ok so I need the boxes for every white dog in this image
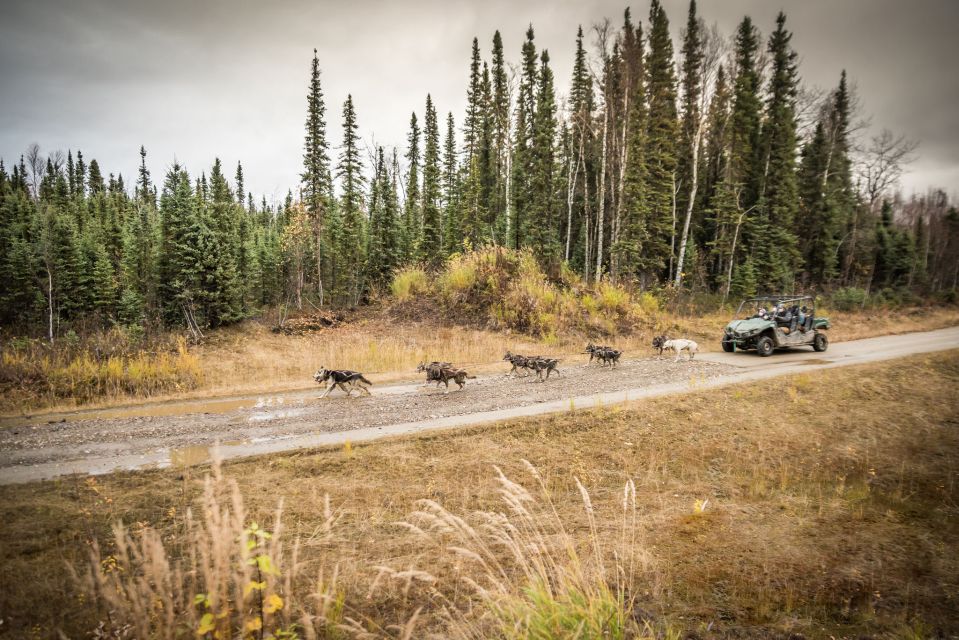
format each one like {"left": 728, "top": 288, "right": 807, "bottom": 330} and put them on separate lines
{"left": 662, "top": 338, "right": 698, "bottom": 361}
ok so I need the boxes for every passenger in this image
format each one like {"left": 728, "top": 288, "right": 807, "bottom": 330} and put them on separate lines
{"left": 788, "top": 307, "right": 799, "bottom": 332}
{"left": 773, "top": 303, "right": 789, "bottom": 327}
{"left": 797, "top": 306, "right": 807, "bottom": 332}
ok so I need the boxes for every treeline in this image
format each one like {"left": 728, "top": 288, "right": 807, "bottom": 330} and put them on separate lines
{"left": 2, "top": 1, "right": 958, "bottom": 337}
{"left": 0, "top": 148, "right": 285, "bottom": 338}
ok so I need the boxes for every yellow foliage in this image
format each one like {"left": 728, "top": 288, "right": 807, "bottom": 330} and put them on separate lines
{"left": 263, "top": 593, "right": 284, "bottom": 614}
{"left": 439, "top": 257, "right": 478, "bottom": 293}
{"left": 390, "top": 266, "right": 429, "bottom": 301}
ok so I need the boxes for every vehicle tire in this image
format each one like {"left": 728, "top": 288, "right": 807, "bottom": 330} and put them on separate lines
{"left": 756, "top": 336, "right": 774, "bottom": 357}
{"left": 722, "top": 338, "right": 734, "bottom": 353}
{"left": 813, "top": 332, "right": 828, "bottom": 352}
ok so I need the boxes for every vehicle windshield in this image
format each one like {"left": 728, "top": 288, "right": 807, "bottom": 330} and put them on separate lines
{"left": 735, "top": 296, "right": 813, "bottom": 320}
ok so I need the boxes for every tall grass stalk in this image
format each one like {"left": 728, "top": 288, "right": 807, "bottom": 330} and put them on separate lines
{"left": 387, "top": 461, "right": 654, "bottom": 639}
{"left": 74, "top": 457, "right": 343, "bottom": 639}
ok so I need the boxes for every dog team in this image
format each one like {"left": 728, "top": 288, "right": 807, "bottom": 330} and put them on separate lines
{"left": 313, "top": 333, "right": 698, "bottom": 398}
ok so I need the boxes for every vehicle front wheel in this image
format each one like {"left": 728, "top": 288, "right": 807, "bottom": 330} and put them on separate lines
{"left": 756, "top": 336, "right": 774, "bottom": 357}
{"left": 813, "top": 332, "right": 828, "bottom": 352}
{"left": 721, "top": 338, "right": 734, "bottom": 352}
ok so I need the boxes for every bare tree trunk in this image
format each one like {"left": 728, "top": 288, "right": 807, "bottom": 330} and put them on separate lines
{"left": 594, "top": 108, "right": 609, "bottom": 282}
{"left": 842, "top": 204, "right": 862, "bottom": 285}
{"left": 675, "top": 125, "right": 704, "bottom": 288}
{"left": 46, "top": 266, "right": 54, "bottom": 343}
{"left": 582, "top": 163, "right": 593, "bottom": 282}
{"left": 951, "top": 253, "right": 958, "bottom": 292}
{"left": 611, "top": 87, "right": 629, "bottom": 283}
{"left": 315, "top": 224, "right": 324, "bottom": 307}
{"left": 722, "top": 201, "right": 757, "bottom": 304}
{"left": 722, "top": 213, "right": 745, "bottom": 305}
{"left": 668, "top": 173, "right": 679, "bottom": 282}
{"left": 295, "top": 262, "right": 303, "bottom": 310}
{"left": 564, "top": 140, "right": 578, "bottom": 262}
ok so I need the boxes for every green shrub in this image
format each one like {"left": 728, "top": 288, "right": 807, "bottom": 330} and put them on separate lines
{"left": 829, "top": 287, "right": 868, "bottom": 311}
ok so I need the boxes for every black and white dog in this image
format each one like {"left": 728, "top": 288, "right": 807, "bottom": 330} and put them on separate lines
{"left": 417, "top": 362, "right": 476, "bottom": 392}
{"left": 526, "top": 357, "right": 561, "bottom": 381}
{"left": 503, "top": 351, "right": 534, "bottom": 377}
{"left": 314, "top": 367, "right": 373, "bottom": 398}
{"left": 585, "top": 343, "right": 622, "bottom": 367}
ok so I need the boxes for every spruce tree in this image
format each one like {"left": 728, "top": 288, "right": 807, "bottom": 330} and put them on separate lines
{"left": 74, "top": 150, "right": 86, "bottom": 198}
{"left": 753, "top": 12, "right": 801, "bottom": 290}
{"left": 301, "top": 49, "right": 332, "bottom": 304}
{"left": 206, "top": 158, "right": 243, "bottom": 323}
{"left": 490, "top": 31, "right": 511, "bottom": 239}
{"left": 700, "top": 63, "right": 730, "bottom": 263}
{"left": 797, "top": 120, "right": 830, "bottom": 284}
{"left": 644, "top": 0, "right": 680, "bottom": 280}
{"left": 37, "top": 203, "right": 85, "bottom": 331}
{"left": 66, "top": 151, "right": 76, "bottom": 197}
{"left": 136, "top": 146, "right": 154, "bottom": 206}
{"left": 402, "top": 111, "right": 421, "bottom": 261}
{"left": 158, "top": 164, "right": 202, "bottom": 324}
{"left": 529, "top": 50, "right": 559, "bottom": 262}
{"left": 510, "top": 25, "right": 537, "bottom": 249}
{"left": 442, "top": 112, "right": 462, "bottom": 253}
{"left": 819, "top": 71, "right": 856, "bottom": 286}
{"left": 463, "top": 37, "right": 483, "bottom": 162}
{"left": 235, "top": 161, "right": 245, "bottom": 208}
{"left": 88, "top": 159, "right": 105, "bottom": 195}
{"left": 384, "top": 149, "right": 403, "bottom": 277}
{"left": 566, "top": 25, "right": 595, "bottom": 267}
{"left": 461, "top": 63, "right": 495, "bottom": 247}
{"left": 366, "top": 147, "right": 388, "bottom": 283}
{"left": 90, "top": 240, "right": 118, "bottom": 316}
{"left": 420, "top": 95, "right": 443, "bottom": 263}
{"left": 336, "top": 95, "right": 367, "bottom": 305}
{"left": 728, "top": 17, "right": 762, "bottom": 205}
{"left": 709, "top": 17, "right": 762, "bottom": 294}
{"left": 617, "top": 21, "right": 650, "bottom": 282}
{"left": 674, "top": 0, "right": 705, "bottom": 287}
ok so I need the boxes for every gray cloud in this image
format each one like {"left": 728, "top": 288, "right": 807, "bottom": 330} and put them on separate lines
{"left": 1, "top": 0, "right": 956, "bottom": 201}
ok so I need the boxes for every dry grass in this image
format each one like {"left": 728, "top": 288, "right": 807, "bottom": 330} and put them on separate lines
{"left": 0, "top": 335, "right": 203, "bottom": 414}
{"left": 8, "top": 304, "right": 956, "bottom": 418}
{"left": 1, "top": 351, "right": 957, "bottom": 638}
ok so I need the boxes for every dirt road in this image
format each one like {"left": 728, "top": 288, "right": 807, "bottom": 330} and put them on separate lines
{"left": 2, "top": 326, "right": 957, "bottom": 484}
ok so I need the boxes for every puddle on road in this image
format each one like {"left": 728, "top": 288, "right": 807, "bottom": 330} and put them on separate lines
{"left": 169, "top": 445, "right": 213, "bottom": 467}
{"left": 798, "top": 359, "right": 834, "bottom": 366}
{"left": 0, "top": 393, "right": 311, "bottom": 430}
{"left": 161, "top": 439, "right": 252, "bottom": 469}
{"left": 248, "top": 408, "right": 307, "bottom": 422}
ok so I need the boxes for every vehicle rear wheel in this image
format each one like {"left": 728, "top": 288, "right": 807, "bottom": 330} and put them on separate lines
{"left": 756, "top": 336, "right": 774, "bottom": 357}
{"left": 813, "top": 332, "right": 828, "bottom": 352}
{"left": 721, "top": 338, "right": 734, "bottom": 352}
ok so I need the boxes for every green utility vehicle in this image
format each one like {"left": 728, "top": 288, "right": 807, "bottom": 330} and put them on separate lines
{"left": 722, "top": 295, "right": 830, "bottom": 357}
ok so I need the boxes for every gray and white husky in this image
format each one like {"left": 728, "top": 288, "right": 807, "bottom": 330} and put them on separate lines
{"left": 314, "top": 367, "right": 373, "bottom": 397}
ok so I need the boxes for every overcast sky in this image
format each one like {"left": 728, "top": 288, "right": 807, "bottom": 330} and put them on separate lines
{"left": 1, "top": 0, "right": 956, "bottom": 204}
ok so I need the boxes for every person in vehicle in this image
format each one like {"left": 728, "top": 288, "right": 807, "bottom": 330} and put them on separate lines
{"left": 773, "top": 303, "right": 791, "bottom": 327}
